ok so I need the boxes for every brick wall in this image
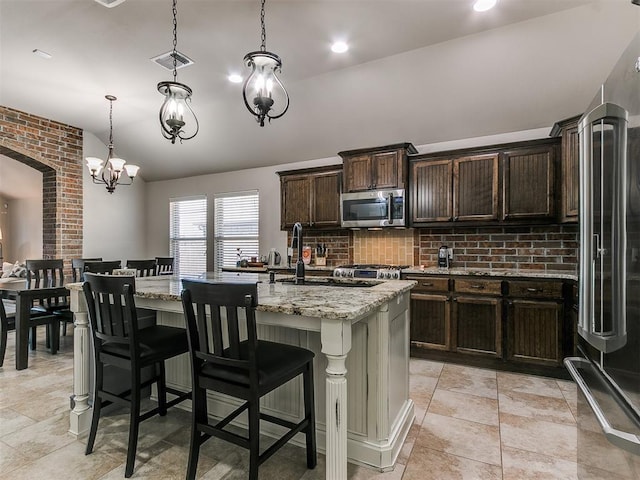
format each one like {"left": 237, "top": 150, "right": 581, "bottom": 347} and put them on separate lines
{"left": 0, "top": 106, "right": 83, "bottom": 267}
{"left": 286, "top": 230, "right": 351, "bottom": 267}
{"left": 289, "top": 224, "right": 578, "bottom": 271}
{"left": 416, "top": 225, "right": 578, "bottom": 271}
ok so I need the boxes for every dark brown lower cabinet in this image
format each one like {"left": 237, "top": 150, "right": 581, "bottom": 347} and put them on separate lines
{"left": 452, "top": 295, "right": 502, "bottom": 358}
{"left": 506, "top": 299, "right": 563, "bottom": 366}
{"left": 410, "top": 293, "right": 451, "bottom": 350}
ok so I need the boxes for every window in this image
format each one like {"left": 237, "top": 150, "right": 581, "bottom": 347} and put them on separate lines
{"left": 170, "top": 196, "right": 207, "bottom": 276}
{"left": 214, "top": 191, "right": 259, "bottom": 272}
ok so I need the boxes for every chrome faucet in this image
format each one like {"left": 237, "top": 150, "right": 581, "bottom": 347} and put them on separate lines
{"left": 291, "top": 222, "right": 305, "bottom": 284}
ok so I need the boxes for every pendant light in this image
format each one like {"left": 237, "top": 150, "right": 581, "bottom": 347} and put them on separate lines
{"left": 86, "top": 95, "right": 139, "bottom": 194}
{"left": 157, "top": 0, "right": 198, "bottom": 144}
{"left": 242, "top": 0, "right": 289, "bottom": 127}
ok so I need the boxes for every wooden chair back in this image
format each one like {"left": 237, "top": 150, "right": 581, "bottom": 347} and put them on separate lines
{"left": 72, "top": 258, "right": 103, "bottom": 283}
{"left": 84, "top": 260, "right": 122, "bottom": 275}
{"left": 25, "top": 259, "right": 68, "bottom": 309}
{"left": 155, "top": 257, "right": 174, "bottom": 276}
{"left": 82, "top": 273, "right": 139, "bottom": 348}
{"left": 126, "top": 259, "right": 157, "bottom": 277}
{"left": 181, "top": 280, "right": 259, "bottom": 383}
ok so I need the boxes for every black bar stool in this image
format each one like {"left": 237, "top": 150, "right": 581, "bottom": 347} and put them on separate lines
{"left": 181, "top": 279, "right": 317, "bottom": 479}
{"left": 83, "top": 273, "right": 191, "bottom": 478}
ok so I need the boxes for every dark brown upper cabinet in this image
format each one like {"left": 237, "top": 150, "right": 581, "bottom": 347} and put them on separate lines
{"left": 454, "top": 154, "right": 499, "bottom": 221}
{"left": 502, "top": 144, "right": 556, "bottom": 220}
{"left": 550, "top": 115, "right": 581, "bottom": 223}
{"left": 339, "top": 143, "right": 417, "bottom": 193}
{"left": 409, "top": 138, "right": 561, "bottom": 227}
{"left": 278, "top": 165, "right": 342, "bottom": 230}
{"left": 411, "top": 159, "right": 453, "bottom": 223}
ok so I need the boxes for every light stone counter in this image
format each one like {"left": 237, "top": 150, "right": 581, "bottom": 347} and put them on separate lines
{"left": 67, "top": 273, "right": 416, "bottom": 480}
{"left": 402, "top": 266, "right": 577, "bottom": 281}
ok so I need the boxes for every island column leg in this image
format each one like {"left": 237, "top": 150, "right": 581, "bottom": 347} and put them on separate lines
{"left": 321, "top": 319, "right": 352, "bottom": 480}
{"left": 69, "top": 289, "right": 91, "bottom": 436}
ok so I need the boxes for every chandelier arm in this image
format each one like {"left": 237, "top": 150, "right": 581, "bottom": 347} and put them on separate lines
{"left": 265, "top": 74, "right": 290, "bottom": 120}
{"left": 177, "top": 102, "right": 199, "bottom": 141}
{"left": 241, "top": 67, "right": 260, "bottom": 120}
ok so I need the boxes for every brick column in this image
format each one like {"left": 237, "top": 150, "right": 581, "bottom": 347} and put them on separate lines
{"left": 0, "top": 106, "right": 83, "bottom": 268}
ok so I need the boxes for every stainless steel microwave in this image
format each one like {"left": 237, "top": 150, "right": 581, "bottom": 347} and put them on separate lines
{"left": 340, "top": 189, "right": 406, "bottom": 228}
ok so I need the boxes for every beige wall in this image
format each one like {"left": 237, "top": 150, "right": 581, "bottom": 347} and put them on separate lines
{"left": 0, "top": 159, "right": 43, "bottom": 263}
{"left": 82, "top": 131, "right": 147, "bottom": 264}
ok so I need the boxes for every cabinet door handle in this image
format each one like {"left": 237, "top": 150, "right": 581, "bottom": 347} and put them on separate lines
{"left": 421, "top": 282, "right": 434, "bottom": 287}
{"left": 470, "top": 284, "right": 484, "bottom": 289}
{"left": 526, "top": 288, "right": 541, "bottom": 293}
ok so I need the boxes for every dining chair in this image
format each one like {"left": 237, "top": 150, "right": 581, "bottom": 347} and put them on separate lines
{"left": 155, "top": 257, "right": 174, "bottom": 276}
{"left": 180, "top": 279, "right": 317, "bottom": 480}
{"left": 83, "top": 273, "right": 191, "bottom": 478}
{"left": 25, "top": 259, "right": 70, "bottom": 347}
{"left": 83, "top": 260, "right": 122, "bottom": 275}
{"left": 126, "top": 259, "right": 157, "bottom": 277}
{"left": 71, "top": 258, "right": 103, "bottom": 283}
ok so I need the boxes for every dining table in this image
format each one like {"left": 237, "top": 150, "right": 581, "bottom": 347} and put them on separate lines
{"left": 0, "top": 278, "right": 70, "bottom": 370}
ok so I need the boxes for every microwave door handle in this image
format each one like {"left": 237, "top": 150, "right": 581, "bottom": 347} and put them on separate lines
{"left": 388, "top": 193, "right": 394, "bottom": 225}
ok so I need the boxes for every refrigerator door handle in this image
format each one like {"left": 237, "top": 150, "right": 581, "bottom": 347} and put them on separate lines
{"left": 565, "top": 357, "right": 640, "bottom": 456}
{"left": 578, "top": 102, "right": 628, "bottom": 353}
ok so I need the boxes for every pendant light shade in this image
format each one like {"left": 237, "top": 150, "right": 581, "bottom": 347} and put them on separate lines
{"left": 86, "top": 95, "right": 139, "bottom": 194}
{"left": 242, "top": 0, "right": 289, "bottom": 126}
{"left": 157, "top": 0, "right": 198, "bottom": 144}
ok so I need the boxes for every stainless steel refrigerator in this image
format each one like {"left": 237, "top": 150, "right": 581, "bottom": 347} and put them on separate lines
{"left": 564, "top": 23, "right": 640, "bottom": 479}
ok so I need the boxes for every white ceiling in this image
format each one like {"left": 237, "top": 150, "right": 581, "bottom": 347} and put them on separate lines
{"left": 0, "top": 0, "right": 638, "bottom": 183}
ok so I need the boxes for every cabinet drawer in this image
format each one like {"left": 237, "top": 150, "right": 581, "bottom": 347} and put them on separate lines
{"left": 508, "top": 280, "right": 562, "bottom": 299}
{"left": 453, "top": 278, "right": 502, "bottom": 295}
{"left": 405, "top": 276, "right": 449, "bottom": 293}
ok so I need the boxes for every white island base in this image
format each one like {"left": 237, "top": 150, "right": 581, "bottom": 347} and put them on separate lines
{"left": 68, "top": 276, "right": 415, "bottom": 479}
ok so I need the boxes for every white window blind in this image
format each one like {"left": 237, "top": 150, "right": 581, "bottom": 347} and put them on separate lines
{"left": 169, "top": 196, "right": 207, "bottom": 276}
{"left": 214, "top": 191, "right": 259, "bottom": 272}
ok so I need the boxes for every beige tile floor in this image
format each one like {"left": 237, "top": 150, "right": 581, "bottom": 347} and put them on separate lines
{"left": 0, "top": 325, "right": 599, "bottom": 480}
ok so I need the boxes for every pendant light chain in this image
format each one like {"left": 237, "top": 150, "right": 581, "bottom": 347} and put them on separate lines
{"left": 260, "top": 0, "right": 266, "bottom": 52}
{"left": 172, "top": 0, "right": 178, "bottom": 82}
{"left": 108, "top": 98, "right": 114, "bottom": 146}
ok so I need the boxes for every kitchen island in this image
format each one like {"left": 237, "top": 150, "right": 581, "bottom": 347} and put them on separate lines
{"left": 67, "top": 273, "right": 416, "bottom": 479}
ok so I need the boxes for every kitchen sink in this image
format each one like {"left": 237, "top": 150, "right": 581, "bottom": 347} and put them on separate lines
{"left": 276, "top": 277, "right": 380, "bottom": 288}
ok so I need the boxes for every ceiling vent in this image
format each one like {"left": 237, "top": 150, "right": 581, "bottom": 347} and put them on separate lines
{"left": 151, "top": 51, "right": 194, "bottom": 71}
{"left": 94, "top": 0, "right": 127, "bottom": 7}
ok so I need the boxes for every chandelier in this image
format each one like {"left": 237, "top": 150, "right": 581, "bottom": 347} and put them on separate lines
{"left": 86, "top": 95, "right": 139, "bottom": 194}
{"left": 242, "top": 0, "right": 289, "bottom": 126}
{"left": 157, "top": 0, "right": 198, "bottom": 144}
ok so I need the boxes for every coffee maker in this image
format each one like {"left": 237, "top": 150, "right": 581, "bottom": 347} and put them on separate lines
{"left": 438, "top": 245, "right": 452, "bottom": 268}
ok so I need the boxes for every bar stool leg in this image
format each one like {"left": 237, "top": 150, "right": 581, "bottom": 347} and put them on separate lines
{"left": 125, "top": 367, "right": 142, "bottom": 478}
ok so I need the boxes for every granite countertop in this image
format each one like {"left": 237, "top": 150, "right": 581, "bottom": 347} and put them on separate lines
{"left": 222, "top": 265, "right": 335, "bottom": 273}
{"left": 402, "top": 266, "right": 577, "bottom": 280}
{"left": 67, "top": 273, "right": 416, "bottom": 321}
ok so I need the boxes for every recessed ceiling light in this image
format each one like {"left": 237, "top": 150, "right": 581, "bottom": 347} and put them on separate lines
{"left": 473, "top": 0, "right": 497, "bottom": 12}
{"left": 228, "top": 74, "right": 243, "bottom": 83}
{"left": 331, "top": 41, "right": 349, "bottom": 54}
{"left": 32, "top": 49, "right": 52, "bottom": 59}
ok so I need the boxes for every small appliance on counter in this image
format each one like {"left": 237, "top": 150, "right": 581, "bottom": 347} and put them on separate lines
{"left": 438, "top": 245, "right": 453, "bottom": 268}
{"left": 267, "top": 248, "right": 281, "bottom": 267}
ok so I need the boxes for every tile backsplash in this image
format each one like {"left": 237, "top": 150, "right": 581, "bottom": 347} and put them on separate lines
{"left": 353, "top": 229, "right": 414, "bottom": 266}
{"left": 288, "top": 224, "right": 578, "bottom": 272}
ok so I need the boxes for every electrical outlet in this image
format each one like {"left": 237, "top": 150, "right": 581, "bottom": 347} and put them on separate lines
{"left": 447, "top": 248, "right": 454, "bottom": 260}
